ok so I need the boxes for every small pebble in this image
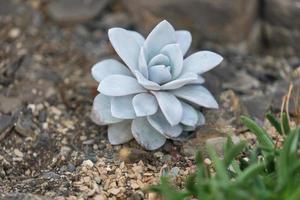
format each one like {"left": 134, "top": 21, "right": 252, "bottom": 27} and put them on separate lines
{"left": 8, "top": 28, "right": 20, "bottom": 39}
{"left": 82, "top": 160, "right": 94, "bottom": 167}
{"left": 14, "top": 149, "right": 24, "bottom": 158}
{"left": 67, "top": 163, "right": 76, "bottom": 172}
{"left": 204, "top": 158, "right": 212, "bottom": 165}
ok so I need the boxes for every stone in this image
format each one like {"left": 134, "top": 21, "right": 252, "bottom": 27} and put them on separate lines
{"left": 264, "top": 0, "right": 300, "bottom": 54}
{"left": 270, "top": 78, "right": 300, "bottom": 116}
{"left": 15, "top": 109, "right": 36, "bottom": 137}
{"left": 82, "top": 160, "right": 94, "bottom": 167}
{"left": 222, "top": 71, "right": 260, "bottom": 92}
{"left": 242, "top": 94, "right": 272, "bottom": 120}
{"left": 265, "top": 0, "right": 300, "bottom": 29}
{"left": 67, "top": 163, "right": 76, "bottom": 172}
{"left": 0, "top": 115, "right": 15, "bottom": 139}
{"left": 14, "top": 149, "right": 24, "bottom": 158}
{"left": 122, "top": 0, "right": 258, "bottom": 45}
{"left": 0, "top": 193, "right": 50, "bottom": 200}
{"left": 118, "top": 147, "right": 150, "bottom": 163}
{"left": 206, "top": 135, "right": 240, "bottom": 157}
{"left": 205, "top": 137, "right": 227, "bottom": 156}
{"left": 205, "top": 90, "right": 249, "bottom": 128}
{"left": 182, "top": 126, "right": 225, "bottom": 157}
{"left": 8, "top": 28, "right": 21, "bottom": 39}
{"left": 0, "top": 95, "right": 22, "bottom": 114}
{"left": 46, "top": 0, "right": 111, "bottom": 23}
{"left": 99, "top": 12, "right": 131, "bottom": 29}
{"left": 42, "top": 172, "right": 61, "bottom": 180}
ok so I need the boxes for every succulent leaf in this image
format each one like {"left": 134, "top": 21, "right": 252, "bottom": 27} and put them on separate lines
{"left": 108, "top": 28, "right": 141, "bottom": 72}
{"left": 108, "top": 120, "right": 133, "bottom": 144}
{"left": 180, "top": 102, "right": 199, "bottom": 127}
{"left": 172, "top": 85, "right": 219, "bottom": 109}
{"left": 160, "top": 43, "right": 183, "bottom": 78}
{"left": 182, "top": 51, "right": 223, "bottom": 75}
{"left": 132, "top": 117, "right": 166, "bottom": 150}
{"left": 147, "top": 111, "right": 183, "bottom": 138}
{"left": 149, "top": 54, "right": 170, "bottom": 66}
{"left": 132, "top": 93, "right": 158, "bottom": 117}
{"left": 175, "top": 30, "right": 192, "bottom": 55}
{"left": 153, "top": 92, "right": 183, "bottom": 126}
{"left": 91, "top": 20, "right": 222, "bottom": 150}
{"left": 98, "top": 75, "right": 146, "bottom": 96}
{"left": 143, "top": 20, "right": 176, "bottom": 60}
{"left": 161, "top": 72, "right": 198, "bottom": 90}
{"left": 90, "top": 94, "right": 122, "bottom": 125}
{"left": 91, "top": 59, "right": 132, "bottom": 82}
{"left": 111, "top": 95, "right": 136, "bottom": 119}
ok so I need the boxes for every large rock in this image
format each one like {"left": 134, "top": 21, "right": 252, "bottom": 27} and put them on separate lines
{"left": 46, "top": 0, "right": 111, "bottom": 23}
{"left": 264, "top": 0, "right": 300, "bottom": 54}
{"left": 122, "top": 0, "right": 258, "bottom": 45}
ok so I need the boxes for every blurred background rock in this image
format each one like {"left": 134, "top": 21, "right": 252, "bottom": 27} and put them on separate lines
{"left": 44, "top": 0, "right": 300, "bottom": 55}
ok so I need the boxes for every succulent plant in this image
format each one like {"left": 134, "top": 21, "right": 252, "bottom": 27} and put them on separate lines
{"left": 91, "top": 20, "right": 223, "bottom": 150}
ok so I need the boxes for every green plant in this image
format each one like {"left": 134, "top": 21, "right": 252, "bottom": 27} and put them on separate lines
{"left": 149, "top": 113, "right": 300, "bottom": 200}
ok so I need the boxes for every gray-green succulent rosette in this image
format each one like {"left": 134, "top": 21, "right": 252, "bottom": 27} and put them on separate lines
{"left": 91, "top": 20, "right": 223, "bottom": 150}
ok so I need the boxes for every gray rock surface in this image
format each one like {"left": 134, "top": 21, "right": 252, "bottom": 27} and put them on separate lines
{"left": 122, "top": 0, "right": 258, "bottom": 45}
{"left": 264, "top": 0, "right": 300, "bottom": 53}
{"left": 47, "top": 0, "right": 111, "bottom": 23}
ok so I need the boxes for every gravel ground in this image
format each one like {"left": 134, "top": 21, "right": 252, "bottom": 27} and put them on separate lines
{"left": 0, "top": 0, "right": 299, "bottom": 199}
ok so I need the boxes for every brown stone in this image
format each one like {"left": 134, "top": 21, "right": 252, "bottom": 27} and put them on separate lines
{"left": 122, "top": 0, "right": 258, "bottom": 45}
{"left": 46, "top": 0, "right": 111, "bottom": 24}
{"left": 264, "top": 0, "right": 300, "bottom": 54}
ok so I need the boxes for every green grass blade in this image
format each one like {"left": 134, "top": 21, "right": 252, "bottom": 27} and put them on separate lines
{"left": 281, "top": 112, "right": 290, "bottom": 135}
{"left": 241, "top": 116, "right": 275, "bottom": 151}
{"left": 235, "top": 163, "right": 265, "bottom": 184}
{"left": 266, "top": 113, "right": 283, "bottom": 135}
{"left": 207, "top": 145, "right": 229, "bottom": 181}
{"left": 224, "top": 141, "right": 246, "bottom": 167}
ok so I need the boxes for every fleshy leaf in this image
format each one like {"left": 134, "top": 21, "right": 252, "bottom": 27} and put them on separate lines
{"left": 108, "top": 120, "right": 133, "bottom": 144}
{"left": 148, "top": 65, "right": 172, "bottom": 84}
{"left": 161, "top": 44, "right": 183, "bottom": 78}
{"left": 149, "top": 54, "right": 170, "bottom": 66}
{"left": 175, "top": 30, "right": 192, "bottom": 55}
{"left": 128, "top": 30, "right": 145, "bottom": 46}
{"left": 180, "top": 102, "right": 198, "bottom": 126}
{"left": 138, "top": 47, "right": 148, "bottom": 78}
{"left": 90, "top": 94, "right": 122, "bottom": 125}
{"left": 143, "top": 20, "right": 176, "bottom": 60}
{"left": 133, "top": 93, "right": 158, "bottom": 117}
{"left": 134, "top": 70, "right": 161, "bottom": 90}
{"left": 147, "top": 111, "right": 183, "bottom": 138}
{"left": 132, "top": 117, "right": 166, "bottom": 150}
{"left": 108, "top": 28, "right": 141, "bottom": 73}
{"left": 98, "top": 75, "right": 146, "bottom": 96}
{"left": 182, "top": 51, "right": 223, "bottom": 74}
{"left": 111, "top": 95, "right": 136, "bottom": 119}
{"left": 91, "top": 59, "right": 132, "bottom": 82}
{"left": 152, "top": 92, "right": 183, "bottom": 126}
{"left": 172, "top": 85, "right": 218, "bottom": 109}
{"left": 191, "top": 75, "right": 205, "bottom": 84}
{"left": 181, "top": 111, "right": 205, "bottom": 131}
{"left": 161, "top": 72, "right": 198, "bottom": 90}
{"left": 197, "top": 111, "right": 206, "bottom": 126}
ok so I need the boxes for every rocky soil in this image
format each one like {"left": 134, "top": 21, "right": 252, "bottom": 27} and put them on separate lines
{"left": 0, "top": 0, "right": 299, "bottom": 199}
